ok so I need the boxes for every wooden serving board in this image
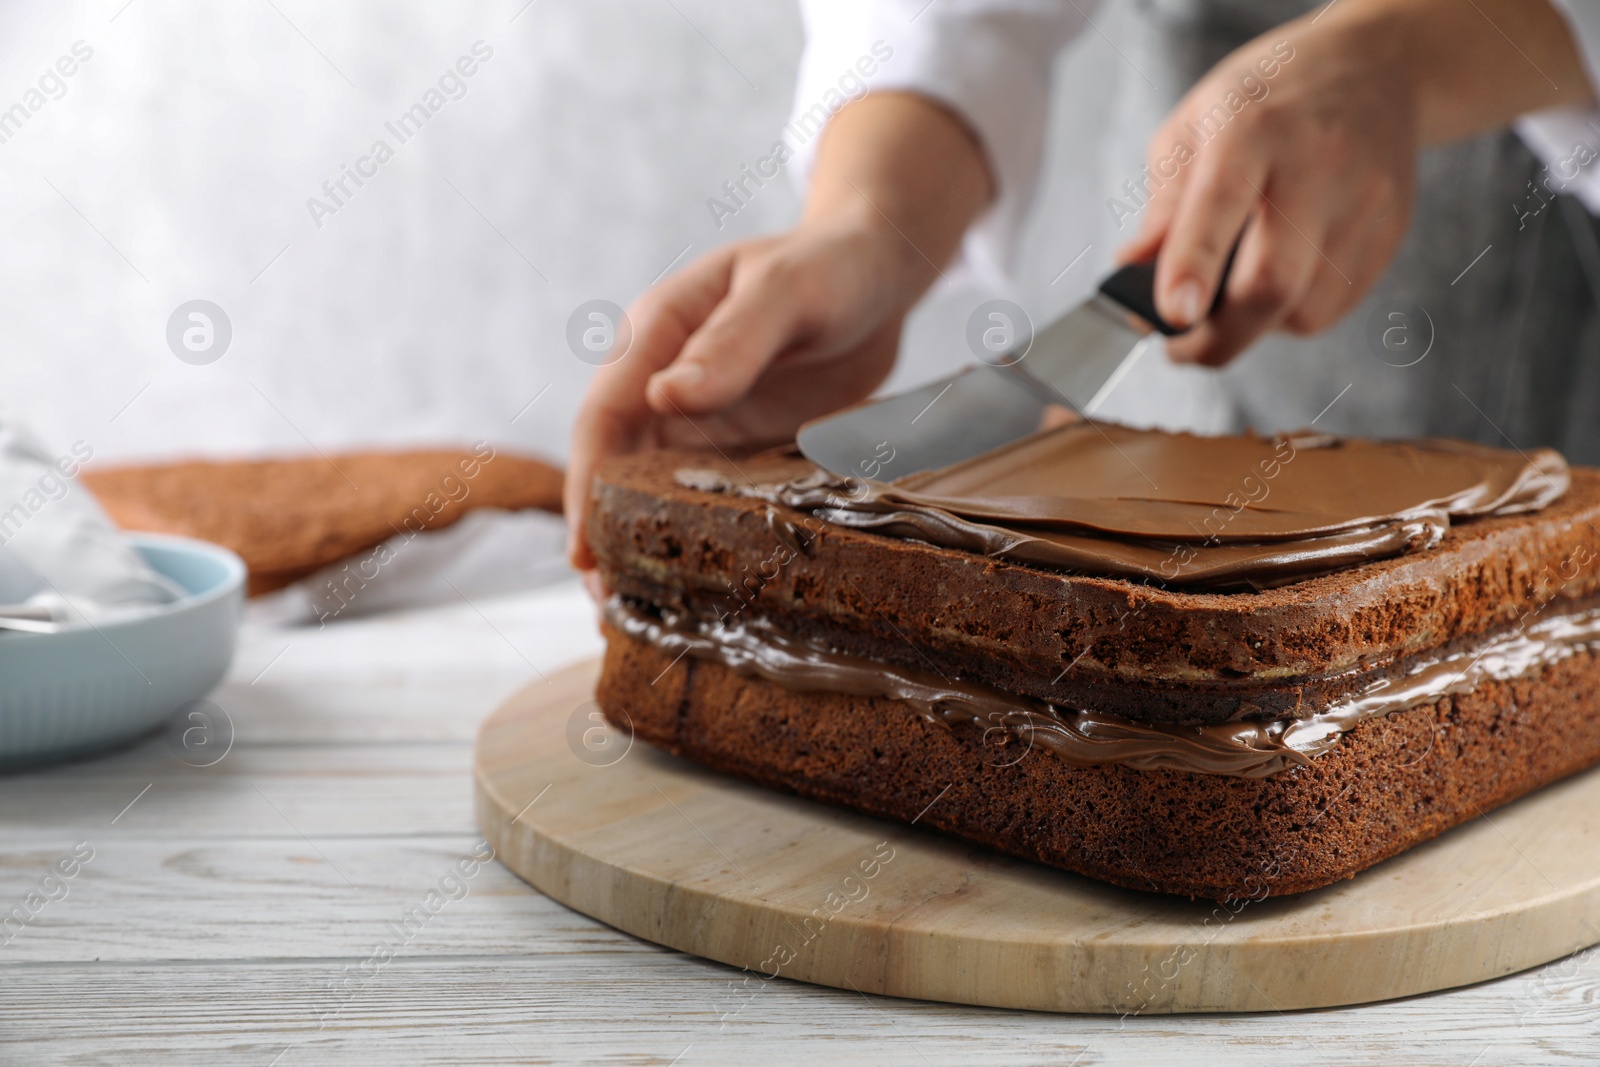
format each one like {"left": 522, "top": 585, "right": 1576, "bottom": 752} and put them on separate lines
{"left": 474, "top": 660, "right": 1600, "bottom": 1014}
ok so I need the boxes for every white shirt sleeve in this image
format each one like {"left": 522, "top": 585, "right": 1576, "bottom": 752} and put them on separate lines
{"left": 1515, "top": 0, "right": 1600, "bottom": 213}
{"left": 786, "top": 0, "right": 1094, "bottom": 281}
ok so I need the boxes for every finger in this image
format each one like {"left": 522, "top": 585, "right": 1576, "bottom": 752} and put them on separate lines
{"left": 1154, "top": 140, "right": 1268, "bottom": 329}
{"left": 671, "top": 315, "right": 906, "bottom": 450}
{"left": 1118, "top": 200, "right": 1174, "bottom": 267}
{"left": 1166, "top": 196, "right": 1322, "bottom": 367}
{"left": 647, "top": 254, "right": 811, "bottom": 416}
{"left": 1117, "top": 185, "right": 1178, "bottom": 267}
{"left": 564, "top": 247, "right": 741, "bottom": 570}
{"left": 1117, "top": 133, "right": 1195, "bottom": 265}
{"left": 564, "top": 397, "right": 650, "bottom": 572}
{"left": 1038, "top": 403, "right": 1080, "bottom": 431}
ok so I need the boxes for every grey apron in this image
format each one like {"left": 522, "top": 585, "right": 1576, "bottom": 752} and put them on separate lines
{"left": 1100, "top": 0, "right": 1600, "bottom": 463}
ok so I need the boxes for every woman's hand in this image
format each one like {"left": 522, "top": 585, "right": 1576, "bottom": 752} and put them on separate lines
{"left": 1121, "top": 0, "right": 1589, "bottom": 367}
{"left": 565, "top": 91, "right": 993, "bottom": 580}
{"left": 564, "top": 219, "right": 911, "bottom": 573}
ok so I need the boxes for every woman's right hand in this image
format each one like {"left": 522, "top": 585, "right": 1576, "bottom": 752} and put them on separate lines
{"left": 564, "top": 91, "right": 994, "bottom": 585}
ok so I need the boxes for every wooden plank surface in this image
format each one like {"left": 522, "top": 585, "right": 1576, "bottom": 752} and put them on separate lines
{"left": 2, "top": 579, "right": 1597, "bottom": 1063}
{"left": 4, "top": 956, "right": 1598, "bottom": 1066}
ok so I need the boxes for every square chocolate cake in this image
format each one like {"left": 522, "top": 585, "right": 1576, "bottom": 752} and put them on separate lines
{"left": 587, "top": 424, "right": 1600, "bottom": 900}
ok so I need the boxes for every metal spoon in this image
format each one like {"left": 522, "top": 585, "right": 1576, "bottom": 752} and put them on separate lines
{"left": 0, "top": 603, "right": 63, "bottom": 634}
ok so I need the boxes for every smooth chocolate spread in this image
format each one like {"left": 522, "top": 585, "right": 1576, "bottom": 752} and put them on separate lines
{"left": 686, "top": 424, "right": 1568, "bottom": 590}
{"left": 606, "top": 596, "right": 1600, "bottom": 778}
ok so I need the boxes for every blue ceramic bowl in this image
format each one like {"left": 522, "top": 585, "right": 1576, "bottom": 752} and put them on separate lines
{"left": 0, "top": 533, "right": 245, "bottom": 768}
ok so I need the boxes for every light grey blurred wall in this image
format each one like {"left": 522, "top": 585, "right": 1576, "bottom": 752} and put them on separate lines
{"left": 0, "top": 0, "right": 1175, "bottom": 466}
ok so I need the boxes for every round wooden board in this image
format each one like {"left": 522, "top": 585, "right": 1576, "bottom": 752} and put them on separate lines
{"left": 474, "top": 659, "right": 1600, "bottom": 1015}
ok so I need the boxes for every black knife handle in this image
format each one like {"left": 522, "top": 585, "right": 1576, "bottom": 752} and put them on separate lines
{"left": 1097, "top": 243, "right": 1239, "bottom": 337}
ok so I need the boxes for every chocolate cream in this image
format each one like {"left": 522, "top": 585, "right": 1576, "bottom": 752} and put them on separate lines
{"left": 711, "top": 424, "right": 1569, "bottom": 590}
{"left": 607, "top": 596, "right": 1600, "bottom": 778}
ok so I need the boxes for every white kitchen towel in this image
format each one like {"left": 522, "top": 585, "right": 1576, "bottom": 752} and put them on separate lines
{"left": 249, "top": 507, "right": 574, "bottom": 627}
{"left": 0, "top": 412, "right": 181, "bottom": 622}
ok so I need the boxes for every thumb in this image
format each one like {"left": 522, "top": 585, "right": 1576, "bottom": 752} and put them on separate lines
{"left": 647, "top": 260, "right": 806, "bottom": 416}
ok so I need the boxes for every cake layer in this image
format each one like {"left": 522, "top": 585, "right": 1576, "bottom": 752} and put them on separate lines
{"left": 88, "top": 447, "right": 563, "bottom": 595}
{"left": 769, "top": 425, "right": 1568, "bottom": 590}
{"left": 598, "top": 625, "right": 1600, "bottom": 899}
{"left": 605, "top": 595, "right": 1600, "bottom": 778}
{"left": 591, "top": 449, "right": 1600, "bottom": 724}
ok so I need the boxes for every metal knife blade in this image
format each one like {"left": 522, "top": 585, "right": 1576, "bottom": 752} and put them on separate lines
{"left": 797, "top": 259, "right": 1185, "bottom": 483}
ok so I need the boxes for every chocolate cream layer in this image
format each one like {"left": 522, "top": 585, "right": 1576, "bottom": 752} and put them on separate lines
{"left": 702, "top": 424, "right": 1569, "bottom": 590}
{"left": 606, "top": 596, "right": 1600, "bottom": 778}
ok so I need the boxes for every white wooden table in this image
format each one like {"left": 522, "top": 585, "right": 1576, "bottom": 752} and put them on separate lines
{"left": 2, "top": 578, "right": 1596, "bottom": 1065}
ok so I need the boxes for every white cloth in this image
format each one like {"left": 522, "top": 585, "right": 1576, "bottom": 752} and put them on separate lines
{"left": 0, "top": 415, "right": 180, "bottom": 623}
{"left": 790, "top": 0, "right": 1095, "bottom": 281}
{"left": 251, "top": 507, "right": 573, "bottom": 627}
{"left": 794, "top": 0, "right": 1600, "bottom": 273}
{"left": 0, "top": 413, "right": 573, "bottom": 628}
